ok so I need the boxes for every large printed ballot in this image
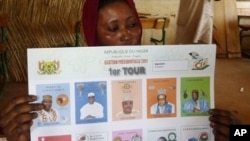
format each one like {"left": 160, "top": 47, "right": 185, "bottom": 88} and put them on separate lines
{"left": 28, "top": 45, "right": 216, "bottom": 141}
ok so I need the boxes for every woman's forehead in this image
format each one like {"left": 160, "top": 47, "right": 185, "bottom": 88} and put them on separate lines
{"left": 98, "top": 0, "right": 127, "bottom": 10}
{"left": 98, "top": 1, "right": 134, "bottom": 17}
{"left": 98, "top": 2, "right": 136, "bottom": 25}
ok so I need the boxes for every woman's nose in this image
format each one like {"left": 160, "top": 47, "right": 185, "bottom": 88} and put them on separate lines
{"left": 120, "top": 28, "right": 132, "bottom": 41}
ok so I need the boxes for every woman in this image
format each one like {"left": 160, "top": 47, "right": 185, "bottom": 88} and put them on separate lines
{"left": 0, "top": 0, "right": 240, "bottom": 141}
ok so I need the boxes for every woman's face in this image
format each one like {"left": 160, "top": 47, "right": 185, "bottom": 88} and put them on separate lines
{"left": 96, "top": 1, "right": 142, "bottom": 46}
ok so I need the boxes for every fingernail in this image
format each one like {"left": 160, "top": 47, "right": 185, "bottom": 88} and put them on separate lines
{"left": 33, "top": 113, "right": 38, "bottom": 118}
{"left": 211, "top": 122, "right": 215, "bottom": 127}
{"left": 29, "top": 95, "right": 37, "bottom": 100}
{"left": 208, "top": 109, "right": 213, "bottom": 114}
{"left": 209, "top": 116, "right": 213, "bottom": 120}
{"left": 38, "top": 104, "right": 44, "bottom": 109}
{"left": 16, "top": 128, "right": 22, "bottom": 134}
{"left": 32, "top": 95, "right": 37, "bottom": 100}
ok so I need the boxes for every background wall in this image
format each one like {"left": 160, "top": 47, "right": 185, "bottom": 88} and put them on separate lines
{"left": 136, "top": 0, "right": 243, "bottom": 59}
{"left": 0, "top": 0, "right": 84, "bottom": 82}
{"left": 236, "top": 1, "right": 250, "bottom": 53}
{"left": 134, "top": 0, "right": 179, "bottom": 45}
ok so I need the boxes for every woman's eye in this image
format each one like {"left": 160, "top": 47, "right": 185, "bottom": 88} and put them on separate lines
{"left": 108, "top": 26, "right": 119, "bottom": 32}
{"left": 128, "top": 23, "right": 137, "bottom": 28}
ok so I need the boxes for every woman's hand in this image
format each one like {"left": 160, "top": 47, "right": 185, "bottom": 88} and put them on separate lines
{"left": 0, "top": 95, "right": 44, "bottom": 141}
{"left": 209, "top": 108, "right": 241, "bottom": 141}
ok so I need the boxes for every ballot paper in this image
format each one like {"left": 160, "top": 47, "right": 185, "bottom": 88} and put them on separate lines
{"left": 28, "top": 45, "right": 216, "bottom": 141}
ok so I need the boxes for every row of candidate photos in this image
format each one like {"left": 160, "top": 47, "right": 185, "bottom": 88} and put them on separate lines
{"left": 35, "top": 76, "right": 211, "bottom": 126}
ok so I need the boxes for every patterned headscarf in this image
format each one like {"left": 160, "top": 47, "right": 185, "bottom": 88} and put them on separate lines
{"left": 82, "top": 0, "right": 142, "bottom": 46}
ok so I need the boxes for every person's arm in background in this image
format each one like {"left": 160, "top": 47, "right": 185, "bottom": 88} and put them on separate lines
{"left": 0, "top": 95, "right": 44, "bottom": 141}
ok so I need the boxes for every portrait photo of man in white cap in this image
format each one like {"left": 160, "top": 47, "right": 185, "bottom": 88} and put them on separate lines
{"left": 38, "top": 94, "right": 60, "bottom": 123}
{"left": 150, "top": 88, "right": 175, "bottom": 114}
{"left": 80, "top": 92, "right": 104, "bottom": 120}
{"left": 116, "top": 94, "right": 140, "bottom": 120}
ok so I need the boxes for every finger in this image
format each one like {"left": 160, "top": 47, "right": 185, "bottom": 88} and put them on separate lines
{"left": 6, "top": 132, "right": 30, "bottom": 141}
{"left": 209, "top": 108, "right": 231, "bottom": 117}
{"left": 3, "top": 113, "right": 37, "bottom": 136}
{"left": 5, "top": 124, "right": 31, "bottom": 141}
{"left": 15, "top": 121, "right": 32, "bottom": 135}
{"left": 0, "top": 95, "right": 38, "bottom": 117}
{"left": 209, "top": 109, "right": 240, "bottom": 125}
{"left": 0, "top": 103, "right": 43, "bottom": 127}
{"left": 229, "top": 114, "right": 241, "bottom": 124}
{"left": 3, "top": 121, "right": 32, "bottom": 137}
{"left": 213, "top": 127, "right": 229, "bottom": 141}
{"left": 210, "top": 121, "right": 230, "bottom": 138}
{"left": 18, "top": 132, "right": 31, "bottom": 141}
{"left": 214, "top": 134, "right": 228, "bottom": 141}
{"left": 209, "top": 115, "right": 232, "bottom": 126}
